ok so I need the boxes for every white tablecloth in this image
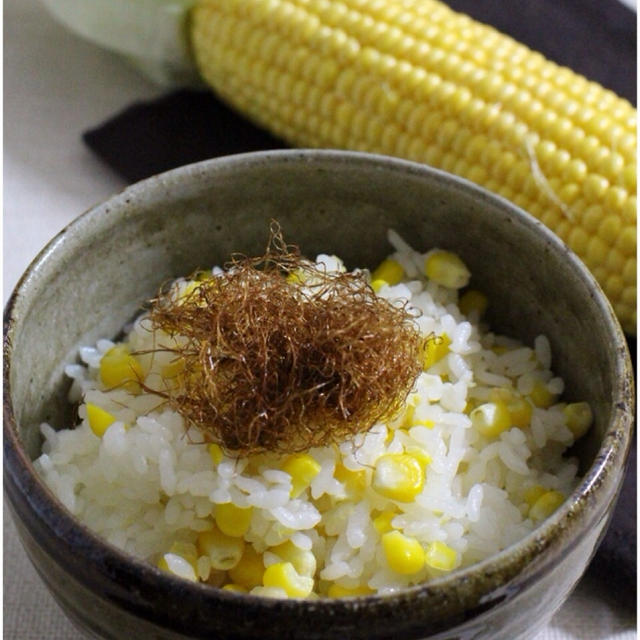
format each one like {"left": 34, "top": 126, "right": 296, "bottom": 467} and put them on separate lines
{"left": 3, "top": 0, "right": 637, "bottom": 638}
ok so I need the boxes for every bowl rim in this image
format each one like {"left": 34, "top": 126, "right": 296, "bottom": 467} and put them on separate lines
{"left": 3, "top": 149, "right": 635, "bottom": 623}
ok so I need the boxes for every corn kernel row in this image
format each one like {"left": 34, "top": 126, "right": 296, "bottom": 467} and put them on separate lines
{"left": 191, "top": 0, "right": 636, "bottom": 332}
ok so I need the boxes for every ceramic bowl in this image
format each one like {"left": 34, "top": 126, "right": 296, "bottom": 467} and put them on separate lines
{"left": 4, "top": 150, "right": 634, "bottom": 640}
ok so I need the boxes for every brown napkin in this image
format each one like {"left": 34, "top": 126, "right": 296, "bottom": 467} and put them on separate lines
{"left": 82, "top": 0, "right": 636, "bottom": 609}
{"left": 84, "top": 90, "right": 287, "bottom": 184}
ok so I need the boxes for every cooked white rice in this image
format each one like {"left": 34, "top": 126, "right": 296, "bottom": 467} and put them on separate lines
{"left": 35, "top": 231, "right": 585, "bottom": 598}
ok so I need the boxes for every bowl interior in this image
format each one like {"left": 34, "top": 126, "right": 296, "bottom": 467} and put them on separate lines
{"left": 5, "top": 150, "right": 634, "bottom": 640}
{"left": 7, "top": 151, "right": 622, "bottom": 470}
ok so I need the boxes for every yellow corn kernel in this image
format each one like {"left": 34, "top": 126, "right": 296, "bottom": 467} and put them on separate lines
{"left": 286, "top": 268, "right": 309, "bottom": 285}
{"left": 398, "top": 393, "right": 419, "bottom": 428}
{"left": 282, "top": 454, "right": 321, "bottom": 498}
{"left": 370, "top": 278, "right": 388, "bottom": 293}
{"left": 563, "top": 402, "right": 593, "bottom": 440}
{"left": 262, "top": 562, "right": 314, "bottom": 598}
{"left": 424, "top": 250, "right": 471, "bottom": 289}
{"left": 381, "top": 531, "right": 425, "bottom": 574}
{"left": 208, "top": 443, "right": 224, "bottom": 465}
{"left": 334, "top": 463, "right": 367, "bottom": 496}
{"left": 161, "top": 357, "right": 185, "bottom": 380}
{"left": 222, "top": 583, "right": 248, "bottom": 593}
{"left": 99, "top": 344, "right": 144, "bottom": 393}
{"left": 458, "top": 289, "right": 488, "bottom": 317}
{"left": 489, "top": 389, "right": 532, "bottom": 428}
{"left": 372, "top": 453, "right": 425, "bottom": 502}
{"left": 424, "top": 541, "right": 458, "bottom": 571}
{"left": 371, "top": 258, "right": 404, "bottom": 286}
{"left": 372, "top": 509, "right": 398, "bottom": 534}
{"left": 215, "top": 503, "right": 253, "bottom": 537}
{"left": 327, "top": 583, "right": 375, "bottom": 598}
{"left": 506, "top": 395, "right": 533, "bottom": 428}
{"left": 271, "top": 540, "right": 317, "bottom": 577}
{"left": 228, "top": 546, "right": 265, "bottom": 589}
{"left": 191, "top": 0, "right": 637, "bottom": 333}
{"left": 488, "top": 386, "right": 515, "bottom": 402}
{"left": 384, "top": 424, "right": 396, "bottom": 446}
{"left": 178, "top": 280, "right": 201, "bottom": 302}
{"left": 470, "top": 401, "right": 512, "bottom": 438}
{"left": 194, "top": 269, "right": 212, "bottom": 281}
{"left": 404, "top": 446, "right": 432, "bottom": 470}
{"left": 529, "top": 490, "right": 565, "bottom": 521}
{"left": 529, "top": 380, "right": 557, "bottom": 408}
{"left": 86, "top": 403, "right": 117, "bottom": 438}
{"left": 414, "top": 419, "right": 436, "bottom": 431}
{"left": 197, "top": 526, "right": 244, "bottom": 570}
{"left": 421, "top": 332, "right": 452, "bottom": 370}
{"left": 523, "top": 485, "right": 547, "bottom": 507}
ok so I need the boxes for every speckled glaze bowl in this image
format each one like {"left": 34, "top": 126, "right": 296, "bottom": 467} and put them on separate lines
{"left": 4, "top": 150, "right": 634, "bottom": 640}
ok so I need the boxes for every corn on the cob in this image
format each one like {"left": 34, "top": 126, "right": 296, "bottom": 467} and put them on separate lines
{"left": 190, "top": 0, "right": 636, "bottom": 333}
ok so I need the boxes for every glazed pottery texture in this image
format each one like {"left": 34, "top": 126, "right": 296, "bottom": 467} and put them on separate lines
{"left": 4, "top": 151, "right": 634, "bottom": 640}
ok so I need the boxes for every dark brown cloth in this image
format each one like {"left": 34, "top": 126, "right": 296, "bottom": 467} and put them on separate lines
{"left": 83, "top": 0, "right": 636, "bottom": 609}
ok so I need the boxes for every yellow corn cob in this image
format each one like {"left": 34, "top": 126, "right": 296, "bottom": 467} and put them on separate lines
{"left": 190, "top": 0, "right": 636, "bottom": 333}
